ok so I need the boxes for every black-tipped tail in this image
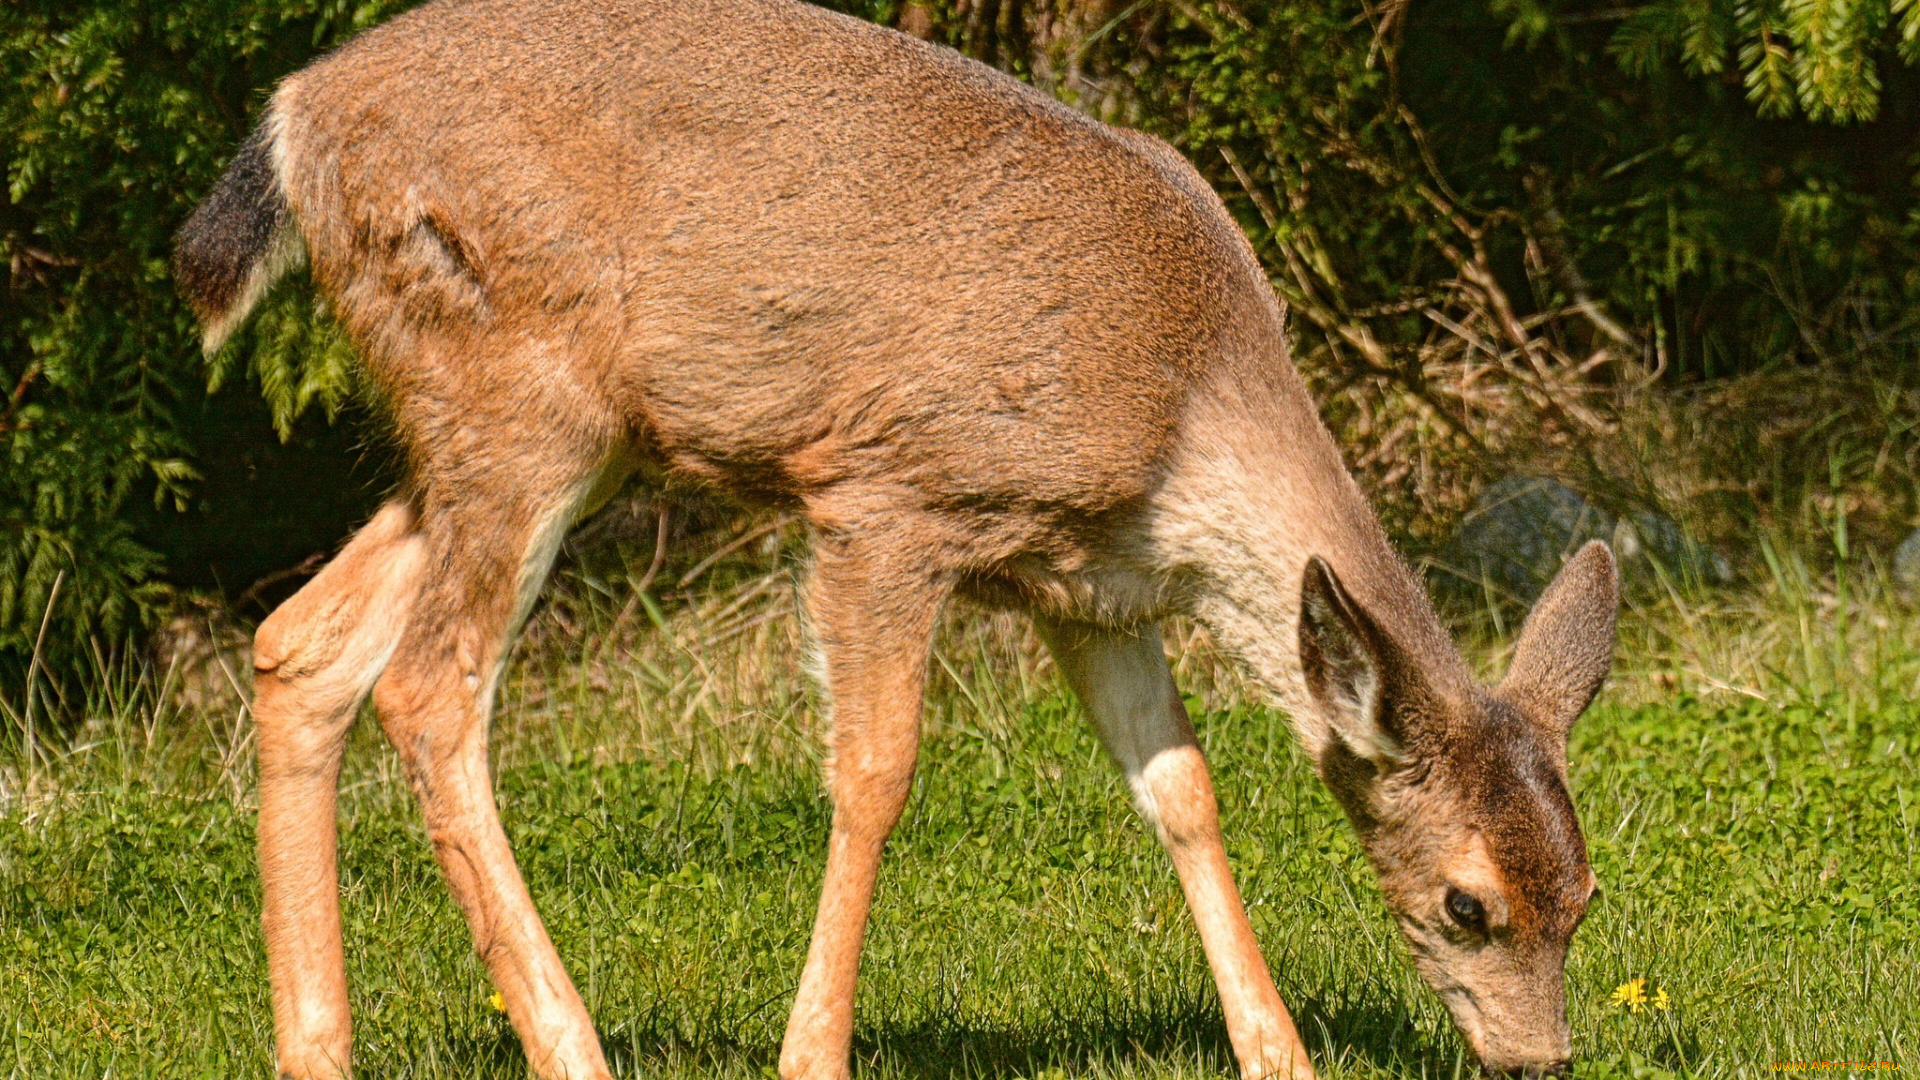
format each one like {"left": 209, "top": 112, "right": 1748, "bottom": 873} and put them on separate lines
{"left": 174, "top": 114, "right": 299, "bottom": 352}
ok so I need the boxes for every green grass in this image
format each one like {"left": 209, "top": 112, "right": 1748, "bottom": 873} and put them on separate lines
{"left": 2, "top": 630, "right": 1914, "bottom": 1079}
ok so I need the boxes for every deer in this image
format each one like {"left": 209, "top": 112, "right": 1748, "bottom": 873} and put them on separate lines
{"left": 172, "top": 0, "right": 1619, "bottom": 1077}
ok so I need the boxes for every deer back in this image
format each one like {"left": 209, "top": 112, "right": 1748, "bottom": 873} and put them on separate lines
{"left": 270, "top": 0, "right": 1286, "bottom": 538}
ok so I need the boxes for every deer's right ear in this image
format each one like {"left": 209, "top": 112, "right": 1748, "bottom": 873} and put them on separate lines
{"left": 1298, "top": 556, "right": 1405, "bottom": 768}
{"left": 1498, "top": 540, "right": 1619, "bottom": 741}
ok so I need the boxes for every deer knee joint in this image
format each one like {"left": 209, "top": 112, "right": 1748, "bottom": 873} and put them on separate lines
{"left": 1134, "top": 745, "right": 1222, "bottom": 851}
{"left": 255, "top": 502, "right": 424, "bottom": 683}
{"left": 829, "top": 754, "right": 917, "bottom": 840}
{"left": 253, "top": 600, "right": 341, "bottom": 680}
{"left": 253, "top": 625, "right": 366, "bottom": 760}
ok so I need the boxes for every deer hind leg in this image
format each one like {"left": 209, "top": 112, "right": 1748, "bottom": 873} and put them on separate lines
{"left": 254, "top": 500, "right": 428, "bottom": 1080}
{"left": 779, "top": 531, "right": 950, "bottom": 1080}
{"left": 367, "top": 459, "right": 611, "bottom": 1080}
{"left": 1037, "top": 619, "right": 1318, "bottom": 1080}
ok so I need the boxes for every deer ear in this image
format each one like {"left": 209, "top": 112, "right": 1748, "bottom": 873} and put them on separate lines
{"left": 1499, "top": 540, "right": 1619, "bottom": 740}
{"left": 1298, "top": 556, "right": 1407, "bottom": 768}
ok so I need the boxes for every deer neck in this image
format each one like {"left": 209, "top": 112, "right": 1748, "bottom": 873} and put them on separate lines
{"left": 1148, "top": 360, "right": 1473, "bottom": 751}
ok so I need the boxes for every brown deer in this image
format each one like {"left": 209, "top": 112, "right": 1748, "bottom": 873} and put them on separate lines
{"left": 173, "top": 0, "right": 1618, "bottom": 1077}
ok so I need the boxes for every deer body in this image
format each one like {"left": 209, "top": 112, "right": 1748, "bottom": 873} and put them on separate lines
{"left": 176, "top": 1, "right": 1619, "bottom": 1077}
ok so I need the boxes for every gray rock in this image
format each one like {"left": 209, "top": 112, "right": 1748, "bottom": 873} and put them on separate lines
{"left": 1441, "top": 475, "right": 1726, "bottom": 604}
{"left": 1894, "top": 528, "right": 1920, "bottom": 590}
{"left": 1612, "top": 512, "right": 1731, "bottom": 588}
{"left": 1443, "top": 476, "right": 1613, "bottom": 604}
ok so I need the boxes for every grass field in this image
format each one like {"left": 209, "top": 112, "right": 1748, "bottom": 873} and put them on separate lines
{"left": 2, "top": 553, "right": 1916, "bottom": 1078}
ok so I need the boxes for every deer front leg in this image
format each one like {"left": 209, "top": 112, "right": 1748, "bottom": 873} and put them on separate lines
{"left": 1039, "top": 619, "right": 1317, "bottom": 1080}
{"left": 779, "top": 536, "right": 947, "bottom": 1080}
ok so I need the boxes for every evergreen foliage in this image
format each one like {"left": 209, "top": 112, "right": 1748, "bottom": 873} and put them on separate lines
{"left": 0, "top": 1, "right": 409, "bottom": 670}
{"left": 1600, "top": 0, "right": 1920, "bottom": 122}
{"left": 1, "top": 0, "right": 1915, "bottom": 675}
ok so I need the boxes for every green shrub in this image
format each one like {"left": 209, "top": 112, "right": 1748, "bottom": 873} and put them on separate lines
{"left": 0, "top": 1, "right": 415, "bottom": 675}
{"left": 2, "top": 0, "right": 1915, "bottom": 685}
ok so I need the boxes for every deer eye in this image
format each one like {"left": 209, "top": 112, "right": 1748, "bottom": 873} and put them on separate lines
{"left": 1445, "top": 888, "right": 1486, "bottom": 931}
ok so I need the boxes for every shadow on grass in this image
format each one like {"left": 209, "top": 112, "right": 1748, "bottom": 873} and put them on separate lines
{"left": 569, "top": 986, "right": 1467, "bottom": 1078}
{"left": 357, "top": 989, "right": 1713, "bottom": 1080}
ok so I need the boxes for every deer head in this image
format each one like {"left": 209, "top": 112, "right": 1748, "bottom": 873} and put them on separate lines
{"left": 1298, "top": 541, "right": 1618, "bottom": 1076}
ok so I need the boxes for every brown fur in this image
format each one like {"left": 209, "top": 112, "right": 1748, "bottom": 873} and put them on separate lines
{"left": 175, "top": 2, "right": 1620, "bottom": 1077}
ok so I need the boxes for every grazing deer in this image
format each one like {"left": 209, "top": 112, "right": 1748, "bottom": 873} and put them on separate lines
{"left": 173, "top": 0, "right": 1617, "bottom": 1076}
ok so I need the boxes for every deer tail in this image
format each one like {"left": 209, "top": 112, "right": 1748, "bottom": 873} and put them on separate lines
{"left": 173, "top": 108, "right": 305, "bottom": 355}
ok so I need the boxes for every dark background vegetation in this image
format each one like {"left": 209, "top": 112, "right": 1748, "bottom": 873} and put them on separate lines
{"left": 3, "top": 7, "right": 1915, "bottom": 1070}
{"left": 3, "top": 0, "right": 1917, "bottom": 677}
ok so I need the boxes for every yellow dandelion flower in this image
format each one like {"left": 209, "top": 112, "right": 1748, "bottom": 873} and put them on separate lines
{"left": 488, "top": 990, "right": 507, "bottom": 1013}
{"left": 1609, "top": 977, "right": 1648, "bottom": 1013}
{"left": 1651, "top": 987, "right": 1671, "bottom": 1011}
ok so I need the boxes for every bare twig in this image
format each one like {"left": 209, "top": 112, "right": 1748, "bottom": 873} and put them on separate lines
{"left": 1522, "top": 169, "right": 1636, "bottom": 348}
{"left": 236, "top": 553, "right": 327, "bottom": 614}
{"left": 207, "top": 618, "right": 255, "bottom": 721}
{"left": 634, "top": 503, "right": 672, "bottom": 593}
{"left": 207, "top": 626, "right": 257, "bottom": 803}
{"left": 1, "top": 360, "right": 43, "bottom": 434}
{"left": 21, "top": 570, "right": 65, "bottom": 778}
{"left": 5, "top": 239, "right": 79, "bottom": 288}
{"left": 676, "top": 516, "right": 791, "bottom": 590}
{"left": 1219, "top": 145, "right": 1283, "bottom": 235}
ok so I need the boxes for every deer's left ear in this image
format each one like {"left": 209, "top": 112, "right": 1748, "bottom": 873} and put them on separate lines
{"left": 1299, "top": 555, "right": 1419, "bottom": 768}
{"left": 1499, "top": 540, "right": 1619, "bottom": 740}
